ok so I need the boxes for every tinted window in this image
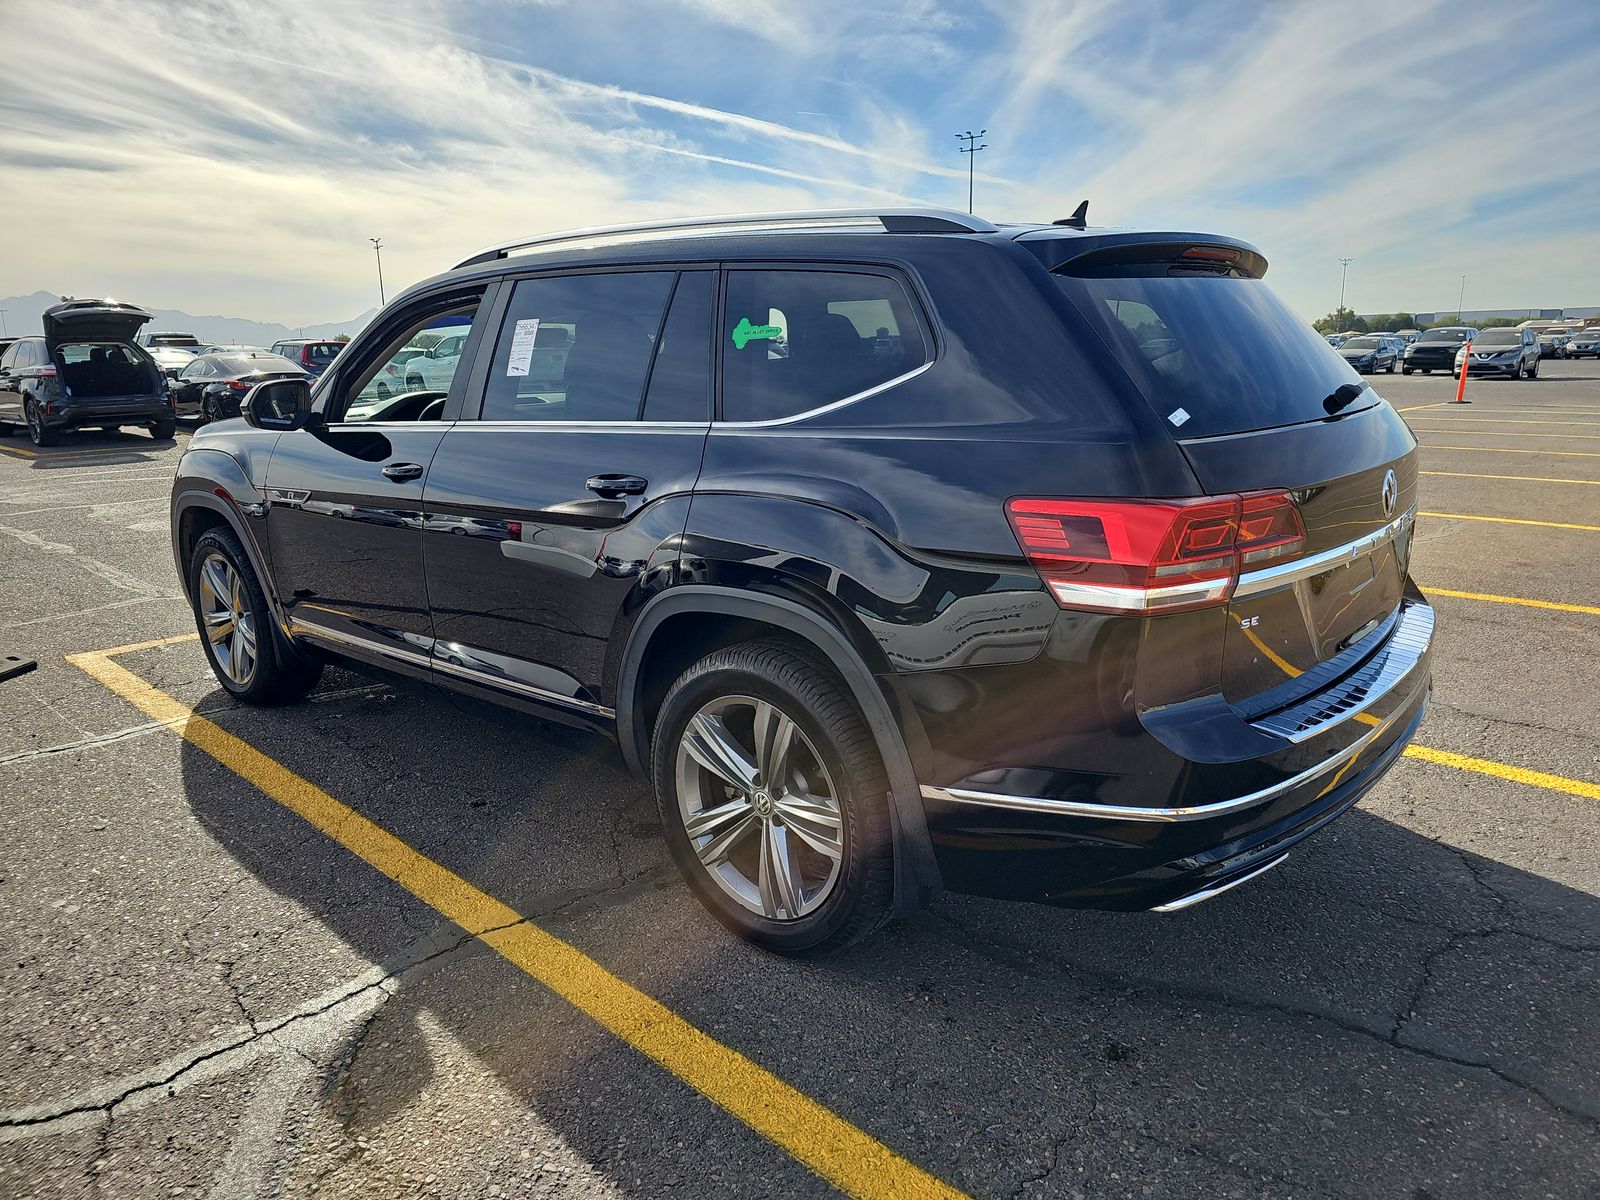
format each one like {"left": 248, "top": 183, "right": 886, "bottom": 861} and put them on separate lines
{"left": 722, "top": 270, "right": 928, "bottom": 422}
{"left": 0, "top": 345, "right": 15, "bottom": 369}
{"left": 305, "top": 342, "right": 341, "bottom": 364}
{"left": 642, "top": 272, "right": 713, "bottom": 422}
{"left": 1053, "top": 274, "right": 1372, "bottom": 438}
{"left": 481, "top": 272, "right": 675, "bottom": 422}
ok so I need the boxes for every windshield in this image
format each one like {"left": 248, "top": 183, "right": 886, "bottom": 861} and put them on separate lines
{"left": 1476, "top": 330, "right": 1519, "bottom": 346}
{"left": 1343, "top": 337, "right": 1381, "bottom": 349}
{"left": 1420, "top": 328, "right": 1472, "bottom": 343}
{"left": 1052, "top": 274, "right": 1370, "bottom": 438}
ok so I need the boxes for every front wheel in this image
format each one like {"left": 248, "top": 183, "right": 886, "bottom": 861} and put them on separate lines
{"left": 1529, "top": 358, "right": 1539, "bottom": 379}
{"left": 1401, "top": 366, "right": 1413, "bottom": 375}
{"left": 189, "top": 528, "right": 323, "bottom": 704}
{"left": 651, "top": 640, "right": 894, "bottom": 953}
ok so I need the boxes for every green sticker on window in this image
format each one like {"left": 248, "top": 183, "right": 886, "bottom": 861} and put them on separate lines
{"left": 731, "top": 316, "right": 782, "bottom": 350}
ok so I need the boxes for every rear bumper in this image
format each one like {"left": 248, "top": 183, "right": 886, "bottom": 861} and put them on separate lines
{"left": 919, "top": 597, "right": 1434, "bottom": 909}
{"left": 46, "top": 397, "right": 170, "bottom": 428}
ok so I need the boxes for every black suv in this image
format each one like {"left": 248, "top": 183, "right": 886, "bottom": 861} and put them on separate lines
{"left": 169, "top": 209, "right": 1434, "bottom": 951}
{"left": 0, "top": 300, "right": 176, "bottom": 445}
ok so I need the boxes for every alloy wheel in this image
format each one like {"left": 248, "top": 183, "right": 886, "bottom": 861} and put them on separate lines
{"left": 675, "top": 694, "right": 844, "bottom": 921}
{"left": 198, "top": 552, "right": 258, "bottom": 686}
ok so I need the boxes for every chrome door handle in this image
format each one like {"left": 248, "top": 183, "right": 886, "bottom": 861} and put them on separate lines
{"left": 586, "top": 474, "right": 647, "bottom": 497}
{"left": 382, "top": 462, "right": 424, "bottom": 481}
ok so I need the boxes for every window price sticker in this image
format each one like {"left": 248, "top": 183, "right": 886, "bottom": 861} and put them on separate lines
{"left": 506, "top": 319, "right": 541, "bottom": 376}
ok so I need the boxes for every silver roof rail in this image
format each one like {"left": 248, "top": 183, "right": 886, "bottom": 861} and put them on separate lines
{"left": 452, "top": 208, "right": 998, "bottom": 269}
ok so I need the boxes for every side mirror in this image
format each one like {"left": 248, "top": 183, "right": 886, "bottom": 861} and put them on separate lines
{"left": 244, "top": 379, "right": 314, "bottom": 430}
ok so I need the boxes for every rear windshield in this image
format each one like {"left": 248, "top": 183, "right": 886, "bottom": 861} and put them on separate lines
{"left": 217, "top": 353, "right": 300, "bottom": 374}
{"left": 302, "top": 342, "right": 341, "bottom": 363}
{"left": 1052, "top": 274, "right": 1368, "bottom": 438}
{"left": 1419, "top": 328, "right": 1472, "bottom": 343}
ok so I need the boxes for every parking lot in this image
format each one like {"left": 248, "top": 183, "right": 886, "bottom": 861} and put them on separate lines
{"left": 1, "top": 363, "right": 1597, "bottom": 1199}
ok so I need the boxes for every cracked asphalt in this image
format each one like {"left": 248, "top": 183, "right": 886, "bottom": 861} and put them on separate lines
{"left": 2, "top": 364, "right": 1598, "bottom": 1199}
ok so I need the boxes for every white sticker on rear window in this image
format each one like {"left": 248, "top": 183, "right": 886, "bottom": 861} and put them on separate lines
{"left": 1168, "top": 407, "right": 1190, "bottom": 427}
{"left": 506, "top": 318, "right": 540, "bottom": 377}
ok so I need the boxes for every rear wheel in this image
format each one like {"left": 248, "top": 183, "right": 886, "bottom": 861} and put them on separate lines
{"left": 151, "top": 415, "right": 176, "bottom": 439}
{"left": 652, "top": 639, "right": 894, "bottom": 953}
{"left": 200, "top": 395, "right": 221, "bottom": 424}
{"left": 25, "top": 397, "right": 59, "bottom": 446}
{"left": 188, "top": 528, "right": 323, "bottom": 704}
{"left": 1529, "top": 357, "right": 1539, "bottom": 379}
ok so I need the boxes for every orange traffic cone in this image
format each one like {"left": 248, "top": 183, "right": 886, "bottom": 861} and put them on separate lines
{"left": 1452, "top": 339, "right": 1472, "bottom": 403}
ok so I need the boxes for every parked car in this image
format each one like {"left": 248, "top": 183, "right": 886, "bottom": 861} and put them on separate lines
{"left": 168, "top": 351, "right": 308, "bottom": 423}
{"left": 193, "top": 344, "right": 267, "bottom": 357}
{"left": 1402, "top": 326, "right": 1477, "bottom": 374}
{"left": 0, "top": 300, "right": 175, "bottom": 445}
{"left": 169, "top": 207, "right": 1433, "bottom": 951}
{"left": 1394, "top": 329, "right": 1421, "bottom": 343}
{"left": 1452, "top": 327, "right": 1541, "bottom": 379}
{"left": 1324, "top": 333, "right": 1351, "bottom": 347}
{"left": 137, "top": 331, "right": 204, "bottom": 351}
{"left": 1537, "top": 327, "right": 1572, "bottom": 359}
{"left": 268, "top": 338, "right": 345, "bottom": 377}
{"left": 1336, "top": 334, "right": 1397, "bottom": 374}
{"left": 398, "top": 330, "right": 470, "bottom": 391}
{"left": 147, "top": 345, "right": 197, "bottom": 389}
{"left": 0, "top": 337, "right": 18, "bottom": 359}
{"left": 1566, "top": 328, "right": 1600, "bottom": 359}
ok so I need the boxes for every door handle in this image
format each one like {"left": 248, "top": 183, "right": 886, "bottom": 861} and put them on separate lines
{"left": 382, "top": 462, "right": 424, "bottom": 481}
{"left": 586, "top": 474, "right": 648, "bottom": 497}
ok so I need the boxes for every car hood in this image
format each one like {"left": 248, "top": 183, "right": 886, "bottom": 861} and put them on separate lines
{"left": 42, "top": 299, "right": 153, "bottom": 353}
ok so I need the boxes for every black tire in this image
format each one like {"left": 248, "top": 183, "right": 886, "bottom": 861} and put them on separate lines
{"left": 151, "top": 416, "right": 176, "bottom": 439}
{"left": 1401, "top": 366, "right": 1412, "bottom": 375}
{"left": 200, "top": 395, "right": 220, "bottom": 424}
{"left": 1386, "top": 358, "right": 1396, "bottom": 373}
{"left": 651, "top": 639, "right": 894, "bottom": 953}
{"left": 188, "top": 527, "right": 323, "bottom": 705}
{"left": 25, "top": 397, "right": 60, "bottom": 446}
{"left": 1529, "top": 358, "right": 1539, "bottom": 379}
{"left": 1420, "top": 368, "right": 1431, "bottom": 375}
{"left": 407, "top": 375, "right": 425, "bottom": 391}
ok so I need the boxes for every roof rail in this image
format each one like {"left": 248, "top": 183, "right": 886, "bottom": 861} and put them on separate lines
{"left": 452, "top": 208, "right": 998, "bottom": 270}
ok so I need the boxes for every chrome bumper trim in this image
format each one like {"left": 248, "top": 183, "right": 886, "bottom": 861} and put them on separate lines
{"left": 1233, "top": 508, "right": 1414, "bottom": 599}
{"left": 1150, "top": 853, "right": 1288, "bottom": 912}
{"left": 920, "top": 699, "right": 1416, "bottom": 823}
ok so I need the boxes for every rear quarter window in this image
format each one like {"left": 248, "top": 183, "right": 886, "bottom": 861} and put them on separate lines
{"left": 721, "top": 269, "right": 929, "bottom": 423}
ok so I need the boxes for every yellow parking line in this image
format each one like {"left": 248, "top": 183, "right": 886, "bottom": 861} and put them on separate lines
{"left": 1419, "top": 510, "right": 1600, "bottom": 532}
{"left": 1396, "top": 402, "right": 1449, "bottom": 413}
{"left": 1403, "top": 745, "right": 1600, "bottom": 803}
{"left": 66, "top": 642, "right": 965, "bottom": 1200}
{"left": 1421, "top": 470, "right": 1600, "bottom": 486}
{"left": 1424, "top": 587, "right": 1600, "bottom": 616}
{"left": 0, "top": 444, "right": 40, "bottom": 459}
{"left": 1413, "top": 428, "right": 1600, "bottom": 440}
{"left": 1424, "top": 445, "right": 1600, "bottom": 458}
{"left": 1407, "top": 416, "right": 1598, "bottom": 427}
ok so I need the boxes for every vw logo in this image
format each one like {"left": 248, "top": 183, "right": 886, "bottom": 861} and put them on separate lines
{"left": 1381, "top": 469, "right": 1398, "bottom": 517}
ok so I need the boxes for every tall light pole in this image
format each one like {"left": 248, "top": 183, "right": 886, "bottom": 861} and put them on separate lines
{"left": 370, "top": 237, "right": 386, "bottom": 307}
{"left": 0, "top": 310, "right": 8, "bottom": 337}
{"left": 1337, "top": 257, "right": 1354, "bottom": 320}
{"left": 955, "top": 129, "right": 988, "bottom": 215}
{"left": 1456, "top": 274, "right": 1467, "bottom": 322}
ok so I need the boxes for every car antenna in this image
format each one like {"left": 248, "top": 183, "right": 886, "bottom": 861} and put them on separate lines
{"left": 1053, "top": 200, "right": 1089, "bottom": 229}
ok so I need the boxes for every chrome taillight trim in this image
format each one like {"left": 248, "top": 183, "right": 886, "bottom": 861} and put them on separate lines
{"left": 1233, "top": 508, "right": 1414, "bottom": 599}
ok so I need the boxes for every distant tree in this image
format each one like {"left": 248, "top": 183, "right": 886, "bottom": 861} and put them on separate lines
{"left": 1313, "top": 306, "right": 1366, "bottom": 334}
{"left": 334, "top": 333, "right": 351, "bottom": 342}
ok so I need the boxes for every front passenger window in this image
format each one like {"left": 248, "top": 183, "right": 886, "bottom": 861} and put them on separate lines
{"left": 339, "top": 303, "right": 479, "bottom": 423}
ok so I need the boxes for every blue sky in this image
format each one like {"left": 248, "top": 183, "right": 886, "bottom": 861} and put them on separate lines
{"left": 2, "top": 0, "right": 1597, "bottom": 324}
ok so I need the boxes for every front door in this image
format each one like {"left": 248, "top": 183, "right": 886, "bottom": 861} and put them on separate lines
{"left": 422, "top": 269, "right": 714, "bottom": 711}
{"left": 263, "top": 294, "right": 487, "bottom": 674}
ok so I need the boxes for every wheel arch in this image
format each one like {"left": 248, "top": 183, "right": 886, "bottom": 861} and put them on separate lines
{"left": 617, "top": 585, "right": 942, "bottom": 913}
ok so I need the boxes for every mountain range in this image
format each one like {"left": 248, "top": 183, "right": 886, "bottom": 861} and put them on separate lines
{"left": 0, "top": 291, "right": 376, "bottom": 346}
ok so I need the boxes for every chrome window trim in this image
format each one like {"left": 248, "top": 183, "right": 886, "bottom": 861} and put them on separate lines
{"left": 1150, "top": 853, "right": 1288, "bottom": 912}
{"left": 920, "top": 695, "right": 1420, "bottom": 823}
{"left": 715, "top": 359, "right": 935, "bottom": 429}
{"left": 1233, "top": 508, "right": 1414, "bottom": 599}
{"left": 449, "top": 420, "right": 709, "bottom": 432}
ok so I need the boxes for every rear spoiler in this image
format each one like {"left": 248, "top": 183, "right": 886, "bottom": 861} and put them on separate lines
{"left": 1016, "top": 232, "right": 1268, "bottom": 280}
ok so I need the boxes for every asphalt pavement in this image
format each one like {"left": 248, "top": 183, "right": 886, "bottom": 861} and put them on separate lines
{"left": 2, "top": 363, "right": 1597, "bottom": 1199}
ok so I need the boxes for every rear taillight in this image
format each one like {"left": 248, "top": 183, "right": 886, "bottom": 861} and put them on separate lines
{"left": 1006, "top": 491, "right": 1305, "bottom": 614}
{"left": 38, "top": 366, "right": 57, "bottom": 378}
{"left": 225, "top": 379, "right": 251, "bottom": 392}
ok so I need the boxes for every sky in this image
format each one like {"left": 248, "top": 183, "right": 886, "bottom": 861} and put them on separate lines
{"left": 2, "top": 0, "right": 1598, "bottom": 327}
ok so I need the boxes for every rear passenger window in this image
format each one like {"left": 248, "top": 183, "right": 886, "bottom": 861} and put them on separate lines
{"left": 722, "top": 270, "right": 929, "bottom": 422}
{"left": 481, "top": 272, "right": 675, "bottom": 422}
{"left": 642, "top": 272, "right": 713, "bottom": 422}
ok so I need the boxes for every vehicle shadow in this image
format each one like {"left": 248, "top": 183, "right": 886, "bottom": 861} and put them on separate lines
{"left": 177, "top": 673, "right": 1600, "bottom": 1198}
{"left": 3, "top": 426, "right": 177, "bottom": 467}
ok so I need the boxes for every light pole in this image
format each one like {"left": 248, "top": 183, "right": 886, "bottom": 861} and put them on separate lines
{"left": 370, "top": 237, "right": 386, "bottom": 307}
{"left": 955, "top": 129, "right": 988, "bottom": 215}
{"left": 1337, "top": 257, "right": 1353, "bottom": 320}
{"left": 1456, "top": 274, "right": 1467, "bottom": 322}
{"left": 0, "top": 309, "right": 7, "bottom": 336}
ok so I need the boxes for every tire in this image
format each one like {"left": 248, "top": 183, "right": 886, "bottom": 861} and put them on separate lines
{"left": 25, "top": 397, "right": 60, "bottom": 446}
{"left": 1529, "top": 358, "right": 1538, "bottom": 379}
{"left": 407, "top": 375, "right": 425, "bottom": 392}
{"left": 1401, "top": 366, "right": 1412, "bottom": 375}
{"left": 200, "top": 395, "right": 220, "bottom": 424}
{"left": 188, "top": 527, "right": 323, "bottom": 705}
{"left": 1386, "top": 358, "right": 1396, "bottom": 373}
{"left": 651, "top": 639, "right": 894, "bottom": 953}
{"left": 151, "top": 416, "right": 176, "bottom": 439}
{"left": 1420, "top": 369, "right": 1431, "bottom": 375}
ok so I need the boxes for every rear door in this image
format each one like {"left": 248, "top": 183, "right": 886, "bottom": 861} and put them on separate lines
{"left": 421, "top": 268, "right": 713, "bottom": 710}
{"left": 1049, "top": 257, "right": 1418, "bottom": 708}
